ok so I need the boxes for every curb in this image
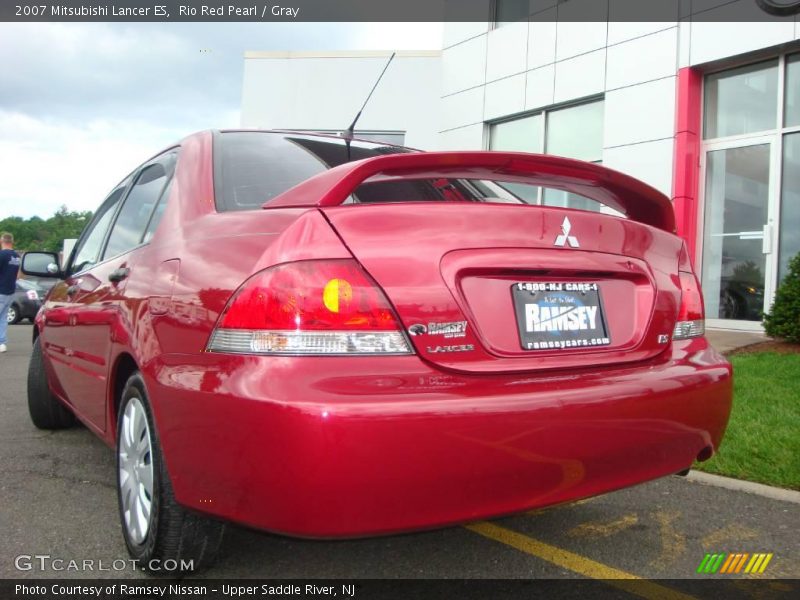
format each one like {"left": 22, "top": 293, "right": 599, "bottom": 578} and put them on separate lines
{"left": 686, "top": 471, "right": 800, "bottom": 504}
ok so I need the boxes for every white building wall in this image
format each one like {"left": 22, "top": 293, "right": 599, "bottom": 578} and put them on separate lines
{"left": 440, "top": 0, "right": 800, "bottom": 197}
{"left": 241, "top": 51, "right": 441, "bottom": 150}
{"left": 440, "top": 17, "right": 680, "bottom": 196}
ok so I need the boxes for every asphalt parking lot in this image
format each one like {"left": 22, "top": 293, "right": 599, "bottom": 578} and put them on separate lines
{"left": 2, "top": 324, "right": 799, "bottom": 589}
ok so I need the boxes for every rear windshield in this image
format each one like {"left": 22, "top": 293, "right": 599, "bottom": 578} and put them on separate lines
{"left": 214, "top": 131, "right": 614, "bottom": 214}
{"left": 215, "top": 131, "right": 413, "bottom": 211}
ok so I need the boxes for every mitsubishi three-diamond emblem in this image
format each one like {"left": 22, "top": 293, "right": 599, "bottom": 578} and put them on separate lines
{"left": 554, "top": 216, "right": 580, "bottom": 248}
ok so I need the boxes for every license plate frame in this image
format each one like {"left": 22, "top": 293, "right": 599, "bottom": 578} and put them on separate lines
{"left": 512, "top": 282, "right": 611, "bottom": 351}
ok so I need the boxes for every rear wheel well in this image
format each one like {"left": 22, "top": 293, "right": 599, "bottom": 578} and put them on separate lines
{"left": 112, "top": 354, "right": 139, "bottom": 437}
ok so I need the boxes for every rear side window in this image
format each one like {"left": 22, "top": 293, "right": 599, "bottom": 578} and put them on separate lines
{"left": 103, "top": 153, "right": 175, "bottom": 260}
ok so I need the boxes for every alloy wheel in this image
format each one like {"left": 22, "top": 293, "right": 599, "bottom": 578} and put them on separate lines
{"left": 118, "top": 396, "right": 154, "bottom": 545}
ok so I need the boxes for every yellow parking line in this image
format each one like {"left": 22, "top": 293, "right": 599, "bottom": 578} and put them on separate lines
{"left": 465, "top": 521, "right": 698, "bottom": 600}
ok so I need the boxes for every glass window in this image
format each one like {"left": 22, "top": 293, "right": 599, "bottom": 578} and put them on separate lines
{"left": 702, "top": 145, "right": 769, "bottom": 321}
{"left": 784, "top": 54, "right": 800, "bottom": 127}
{"left": 489, "top": 100, "right": 607, "bottom": 212}
{"left": 490, "top": 114, "right": 543, "bottom": 153}
{"left": 779, "top": 133, "right": 800, "bottom": 283}
{"left": 544, "top": 101, "right": 605, "bottom": 211}
{"left": 546, "top": 101, "right": 604, "bottom": 162}
{"left": 143, "top": 177, "right": 174, "bottom": 244}
{"left": 490, "top": 114, "right": 544, "bottom": 204}
{"left": 704, "top": 60, "right": 779, "bottom": 139}
{"left": 71, "top": 187, "right": 126, "bottom": 274}
{"left": 103, "top": 160, "right": 172, "bottom": 260}
{"left": 215, "top": 132, "right": 414, "bottom": 211}
{"left": 494, "top": 0, "right": 528, "bottom": 24}
{"left": 542, "top": 190, "right": 602, "bottom": 212}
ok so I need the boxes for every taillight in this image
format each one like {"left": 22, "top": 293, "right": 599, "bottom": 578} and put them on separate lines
{"left": 673, "top": 271, "right": 705, "bottom": 340}
{"left": 207, "top": 259, "right": 412, "bottom": 355}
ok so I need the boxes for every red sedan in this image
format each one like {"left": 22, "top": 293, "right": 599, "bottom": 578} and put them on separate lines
{"left": 22, "top": 130, "right": 732, "bottom": 572}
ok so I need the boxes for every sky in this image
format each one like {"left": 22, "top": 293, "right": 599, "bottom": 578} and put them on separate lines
{"left": 0, "top": 22, "right": 443, "bottom": 219}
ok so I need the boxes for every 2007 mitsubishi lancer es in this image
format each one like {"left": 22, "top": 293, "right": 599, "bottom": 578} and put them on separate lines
{"left": 21, "top": 130, "right": 732, "bottom": 572}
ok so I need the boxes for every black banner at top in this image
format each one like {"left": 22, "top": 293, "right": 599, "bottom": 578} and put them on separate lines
{"left": 3, "top": 0, "right": 800, "bottom": 22}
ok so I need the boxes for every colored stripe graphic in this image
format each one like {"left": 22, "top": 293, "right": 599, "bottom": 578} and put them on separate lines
{"left": 758, "top": 553, "right": 774, "bottom": 573}
{"left": 719, "top": 554, "right": 735, "bottom": 573}
{"left": 696, "top": 554, "right": 712, "bottom": 573}
{"left": 700, "top": 553, "right": 774, "bottom": 575}
{"left": 745, "top": 554, "right": 761, "bottom": 573}
{"left": 722, "top": 553, "right": 749, "bottom": 574}
{"left": 710, "top": 553, "right": 726, "bottom": 573}
{"left": 697, "top": 553, "right": 725, "bottom": 573}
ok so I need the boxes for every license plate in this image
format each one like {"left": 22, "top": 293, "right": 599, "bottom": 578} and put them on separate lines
{"left": 512, "top": 282, "right": 611, "bottom": 351}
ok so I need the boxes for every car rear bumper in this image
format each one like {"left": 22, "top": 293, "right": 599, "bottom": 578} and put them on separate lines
{"left": 146, "top": 337, "right": 732, "bottom": 537}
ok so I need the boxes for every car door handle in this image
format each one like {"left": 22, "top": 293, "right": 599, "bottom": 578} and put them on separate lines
{"left": 109, "top": 267, "right": 130, "bottom": 283}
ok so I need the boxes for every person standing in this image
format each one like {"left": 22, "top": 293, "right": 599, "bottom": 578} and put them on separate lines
{"left": 0, "top": 232, "right": 21, "bottom": 353}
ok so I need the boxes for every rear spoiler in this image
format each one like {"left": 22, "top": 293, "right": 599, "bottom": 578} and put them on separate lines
{"left": 264, "top": 151, "right": 676, "bottom": 233}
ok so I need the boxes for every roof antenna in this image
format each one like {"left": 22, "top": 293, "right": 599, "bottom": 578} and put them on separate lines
{"left": 342, "top": 51, "right": 396, "bottom": 160}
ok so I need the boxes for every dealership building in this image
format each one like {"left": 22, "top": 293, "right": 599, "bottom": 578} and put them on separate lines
{"left": 242, "top": 1, "right": 800, "bottom": 332}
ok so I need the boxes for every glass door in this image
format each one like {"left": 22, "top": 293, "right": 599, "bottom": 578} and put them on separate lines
{"left": 701, "top": 139, "right": 777, "bottom": 327}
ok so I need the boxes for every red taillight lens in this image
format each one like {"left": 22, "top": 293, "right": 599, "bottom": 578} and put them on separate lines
{"left": 208, "top": 260, "right": 412, "bottom": 355}
{"left": 674, "top": 271, "right": 705, "bottom": 340}
{"left": 677, "top": 272, "right": 704, "bottom": 322}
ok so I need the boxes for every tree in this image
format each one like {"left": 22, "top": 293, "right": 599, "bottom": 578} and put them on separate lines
{"left": 0, "top": 206, "right": 92, "bottom": 253}
{"left": 763, "top": 252, "right": 800, "bottom": 343}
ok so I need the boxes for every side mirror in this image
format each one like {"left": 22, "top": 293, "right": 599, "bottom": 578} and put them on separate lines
{"left": 22, "top": 252, "right": 62, "bottom": 278}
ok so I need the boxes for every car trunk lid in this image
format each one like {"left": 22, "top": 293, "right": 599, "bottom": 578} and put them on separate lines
{"left": 266, "top": 151, "right": 684, "bottom": 374}
{"left": 322, "top": 203, "right": 683, "bottom": 374}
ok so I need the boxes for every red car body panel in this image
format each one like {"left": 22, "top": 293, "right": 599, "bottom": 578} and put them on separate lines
{"left": 33, "top": 130, "right": 733, "bottom": 538}
{"left": 322, "top": 203, "right": 680, "bottom": 374}
{"left": 149, "top": 339, "right": 730, "bottom": 537}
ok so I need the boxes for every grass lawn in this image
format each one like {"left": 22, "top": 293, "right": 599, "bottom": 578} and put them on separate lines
{"left": 695, "top": 352, "right": 800, "bottom": 490}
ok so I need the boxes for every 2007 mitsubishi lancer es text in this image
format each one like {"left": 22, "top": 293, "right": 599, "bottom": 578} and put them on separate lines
{"left": 22, "top": 130, "right": 732, "bottom": 572}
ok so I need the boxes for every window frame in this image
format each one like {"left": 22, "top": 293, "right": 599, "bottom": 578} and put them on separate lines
{"left": 697, "top": 51, "right": 800, "bottom": 330}
{"left": 67, "top": 179, "right": 132, "bottom": 277}
{"left": 67, "top": 147, "right": 179, "bottom": 276}
{"left": 487, "top": 96, "right": 606, "bottom": 209}
{"left": 703, "top": 58, "right": 780, "bottom": 141}
{"left": 101, "top": 150, "right": 178, "bottom": 262}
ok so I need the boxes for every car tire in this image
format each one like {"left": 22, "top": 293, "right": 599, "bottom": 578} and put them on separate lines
{"left": 7, "top": 303, "right": 20, "bottom": 324}
{"left": 116, "top": 372, "right": 224, "bottom": 574}
{"left": 27, "top": 337, "right": 75, "bottom": 429}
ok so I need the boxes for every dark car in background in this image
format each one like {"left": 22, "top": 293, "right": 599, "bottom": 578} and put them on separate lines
{"left": 7, "top": 279, "right": 45, "bottom": 324}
